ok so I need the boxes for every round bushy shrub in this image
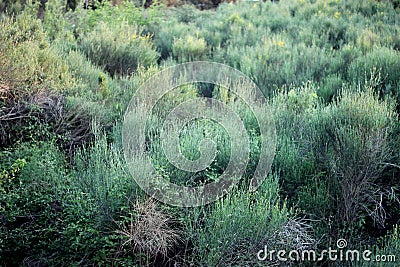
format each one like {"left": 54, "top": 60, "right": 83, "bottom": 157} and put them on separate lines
{"left": 348, "top": 47, "right": 400, "bottom": 105}
{"left": 79, "top": 22, "right": 159, "bottom": 76}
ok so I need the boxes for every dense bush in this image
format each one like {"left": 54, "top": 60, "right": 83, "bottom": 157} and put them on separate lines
{"left": 1, "top": 0, "right": 400, "bottom": 266}
{"left": 172, "top": 34, "right": 209, "bottom": 62}
{"left": 185, "top": 175, "right": 313, "bottom": 266}
{"left": 79, "top": 22, "right": 159, "bottom": 76}
{"left": 270, "top": 77, "right": 400, "bottom": 248}
{"left": 0, "top": 134, "right": 181, "bottom": 265}
{"left": 348, "top": 47, "right": 400, "bottom": 107}
{"left": 0, "top": 9, "right": 69, "bottom": 93}
{"left": 0, "top": 9, "right": 96, "bottom": 150}
{"left": 0, "top": 142, "right": 70, "bottom": 264}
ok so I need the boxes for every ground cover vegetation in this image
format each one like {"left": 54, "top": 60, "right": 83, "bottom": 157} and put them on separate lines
{"left": 1, "top": 0, "right": 400, "bottom": 265}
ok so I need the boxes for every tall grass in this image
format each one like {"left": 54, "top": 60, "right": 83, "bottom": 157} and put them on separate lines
{"left": 1, "top": 0, "right": 400, "bottom": 265}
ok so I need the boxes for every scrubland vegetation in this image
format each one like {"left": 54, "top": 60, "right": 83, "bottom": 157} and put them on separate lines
{"left": 1, "top": 0, "right": 400, "bottom": 265}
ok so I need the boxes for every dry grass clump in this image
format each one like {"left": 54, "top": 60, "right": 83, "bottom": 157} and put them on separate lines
{"left": 116, "top": 198, "right": 181, "bottom": 260}
{"left": 0, "top": 87, "right": 93, "bottom": 153}
{"left": 270, "top": 217, "right": 316, "bottom": 252}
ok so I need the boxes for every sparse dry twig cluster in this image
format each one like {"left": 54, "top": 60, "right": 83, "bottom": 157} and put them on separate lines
{"left": 115, "top": 198, "right": 181, "bottom": 264}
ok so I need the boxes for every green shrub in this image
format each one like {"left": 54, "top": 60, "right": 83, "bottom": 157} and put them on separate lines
{"left": 43, "top": 0, "right": 74, "bottom": 41}
{"left": 170, "top": 4, "right": 201, "bottom": 23}
{"left": 68, "top": 1, "right": 162, "bottom": 37}
{"left": 87, "top": 1, "right": 162, "bottom": 28}
{"left": 271, "top": 79, "right": 399, "bottom": 245}
{"left": 274, "top": 135, "right": 316, "bottom": 199}
{"left": 61, "top": 49, "right": 147, "bottom": 123}
{"left": 333, "top": 43, "right": 362, "bottom": 80}
{"left": 150, "top": 117, "right": 232, "bottom": 187}
{"left": 153, "top": 19, "right": 193, "bottom": 60}
{"left": 0, "top": 10, "right": 70, "bottom": 93}
{"left": 72, "top": 130, "right": 140, "bottom": 220}
{"left": 225, "top": 39, "right": 334, "bottom": 96}
{"left": 63, "top": 50, "right": 108, "bottom": 100}
{"left": 79, "top": 22, "right": 159, "bottom": 76}
{"left": 348, "top": 47, "right": 400, "bottom": 106}
{"left": 2, "top": 0, "right": 400, "bottom": 265}
{"left": 0, "top": 9, "right": 81, "bottom": 148}
{"left": 272, "top": 81, "right": 319, "bottom": 132}
{"left": 308, "top": 11, "right": 348, "bottom": 49}
{"left": 172, "top": 34, "right": 209, "bottom": 63}
{"left": 356, "top": 28, "right": 380, "bottom": 53}
{"left": 0, "top": 135, "right": 149, "bottom": 265}
{"left": 0, "top": 142, "right": 68, "bottom": 265}
{"left": 185, "top": 175, "right": 314, "bottom": 266}
{"left": 318, "top": 74, "right": 345, "bottom": 103}
{"left": 0, "top": 0, "right": 29, "bottom": 15}
{"left": 272, "top": 82, "right": 318, "bottom": 199}
{"left": 312, "top": 86, "right": 398, "bottom": 241}
{"left": 146, "top": 80, "right": 268, "bottom": 188}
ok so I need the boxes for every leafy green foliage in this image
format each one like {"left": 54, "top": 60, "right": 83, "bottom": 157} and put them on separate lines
{"left": 0, "top": 9, "right": 70, "bottom": 93}
{"left": 185, "top": 175, "right": 294, "bottom": 266}
{"left": 172, "top": 34, "right": 209, "bottom": 62}
{"left": 79, "top": 22, "right": 159, "bottom": 76}
{"left": 1, "top": 0, "right": 400, "bottom": 266}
